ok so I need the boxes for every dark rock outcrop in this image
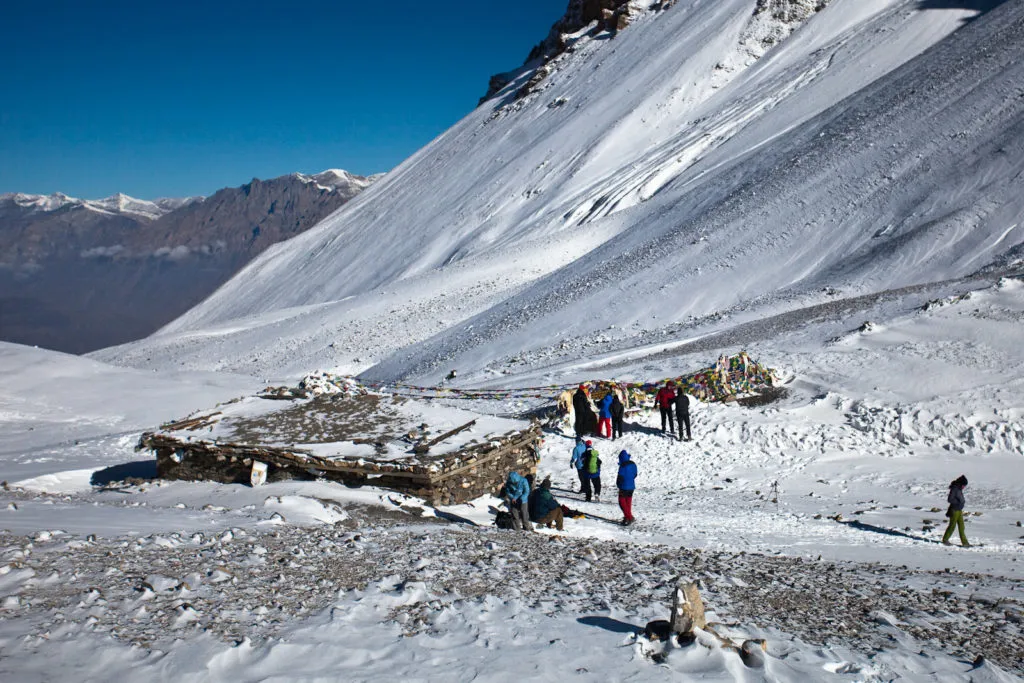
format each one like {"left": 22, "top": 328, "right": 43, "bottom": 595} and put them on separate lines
{"left": 479, "top": 0, "right": 635, "bottom": 105}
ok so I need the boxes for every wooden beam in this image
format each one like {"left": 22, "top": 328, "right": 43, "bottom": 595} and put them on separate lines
{"left": 413, "top": 420, "right": 477, "bottom": 454}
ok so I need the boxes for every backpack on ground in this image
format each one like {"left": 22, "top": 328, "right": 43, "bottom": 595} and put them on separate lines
{"left": 494, "top": 510, "right": 515, "bottom": 529}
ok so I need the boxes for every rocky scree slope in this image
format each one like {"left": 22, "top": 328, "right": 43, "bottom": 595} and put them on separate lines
{"left": 0, "top": 498, "right": 1020, "bottom": 672}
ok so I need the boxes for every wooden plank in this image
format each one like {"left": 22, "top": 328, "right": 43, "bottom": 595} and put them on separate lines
{"left": 413, "top": 420, "right": 477, "bottom": 454}
{"left": 431, "top": 431, "right": 541, "bottom": 483}
{"left": 160, "top": 412, "right": 222, "bottom": 431}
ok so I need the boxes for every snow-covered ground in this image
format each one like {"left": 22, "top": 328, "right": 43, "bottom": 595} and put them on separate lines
{"left": 2, "top": 276, "right": 1022, "bottom": 679}
{"left": 3, "top": 0, "right": 1024, "bottom": 679}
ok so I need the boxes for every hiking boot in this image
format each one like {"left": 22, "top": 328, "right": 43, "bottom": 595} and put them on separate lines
{"left": 942, "top": 540, "right": 952, "bottom": 546}
{"left": 962, "top": 542, "right": 971, "bottom": 548}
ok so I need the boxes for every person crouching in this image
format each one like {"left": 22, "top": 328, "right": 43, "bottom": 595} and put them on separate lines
{"left": 502, "top": 471, "right": 533, "bottom": 531}
{"left": 529, "top": 476, "right": 564, "bottom": 531}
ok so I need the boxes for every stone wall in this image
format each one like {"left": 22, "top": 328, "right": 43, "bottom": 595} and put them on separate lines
{"left": 145, "top": 426, "right": 542, "bottom": 506}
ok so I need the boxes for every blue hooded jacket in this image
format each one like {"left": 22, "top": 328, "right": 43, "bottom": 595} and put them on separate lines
{"left": 570, "top": 440, "right": 587, "bottom": 470}
{"left": 616, "top": 451, "right": 637, "bottom": 491}
{"left": 598, "top": 394, "right": 614, "bottom": 419}
{"left": 505, "top": 472, "right": 530, "bottom": 503}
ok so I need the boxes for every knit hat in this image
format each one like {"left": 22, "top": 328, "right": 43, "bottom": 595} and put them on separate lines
{"left": 585, "top": 440, "right": 593, "bottom": 446}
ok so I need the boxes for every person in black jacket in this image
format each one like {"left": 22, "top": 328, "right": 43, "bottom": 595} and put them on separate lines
{"left": 572, "top": 385, "right": 598, "bottom": 438}
{"left": 610, "top": 392, "right": 625, "bottom": 440}
{"left": 942, "top": 475, "right": 970, "bottom": 547}
{"left": 674, "top": 390, "right": 691, "bottom": 441}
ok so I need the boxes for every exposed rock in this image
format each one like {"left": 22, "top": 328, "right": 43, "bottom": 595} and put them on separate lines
{"left": 479, "top": 0, "right": 636, "bottom": 105}
{"left": 670, "top": 580, "right": 706, "bottom": 634}
{"left": 739, "top": 639, "right": 767, "bottom": 668}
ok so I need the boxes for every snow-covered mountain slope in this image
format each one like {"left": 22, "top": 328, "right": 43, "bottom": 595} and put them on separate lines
{"left": 100, "top": 0, "right": 1023, "bottom": 385}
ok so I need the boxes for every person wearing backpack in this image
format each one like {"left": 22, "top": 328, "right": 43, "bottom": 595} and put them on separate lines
{"left": 569, "top": 436, "right": 588, "bottom": 493}
{"left": 583, "top": 441, "right": 602, "bottom": 502}
{"left": 610, "top": 392, "right": 625, "bottom": 440}
{"left": 942, "top": 475, "right": 970, "bottom": 547}
{"left": 616, "top": 450, "right": 637, "bottom": 526}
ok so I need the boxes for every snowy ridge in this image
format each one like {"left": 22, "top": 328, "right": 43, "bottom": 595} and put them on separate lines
{"left": 293, "top": 169, "right": 380, "bottom": 195}
{"left": 0, "top": 191, "right": 180, "bottom": 219}
{"left": 118, "top": 0, "right": 1022, "bottom": 390}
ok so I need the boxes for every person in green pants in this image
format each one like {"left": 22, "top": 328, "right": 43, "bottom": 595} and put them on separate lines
{"left": 942, "top": 475, "right": 970, "bottom": 547}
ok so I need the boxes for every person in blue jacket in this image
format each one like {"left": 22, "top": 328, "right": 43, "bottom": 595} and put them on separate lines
{"left": 597, "top": 392, "right": 614, "bottom": 438}
{"left": 570, "top": 436, "right": 587, "bottom": 493}
{"left": 502, "top": 471, "right": 533, "bottom": 531}
{"left": 616, "top": 450, "right": 637, "bottom": 526}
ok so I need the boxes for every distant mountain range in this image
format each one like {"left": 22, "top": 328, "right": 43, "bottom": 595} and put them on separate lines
{"left": 0, "top": 170, "right": 379, "bottom": 353}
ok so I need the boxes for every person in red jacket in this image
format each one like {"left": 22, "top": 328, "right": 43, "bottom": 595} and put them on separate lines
{"left": 655, "top": 382, "right": 676, "bottom": 434}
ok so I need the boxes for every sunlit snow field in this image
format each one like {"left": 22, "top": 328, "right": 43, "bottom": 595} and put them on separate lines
{"left": 3, "top": 0, "right": 1024, "bottom": 679}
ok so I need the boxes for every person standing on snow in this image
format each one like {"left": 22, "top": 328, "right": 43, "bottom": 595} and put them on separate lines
{"left": 655, "top": 382, "right": 676, "bottom": 434}
{"left": 572, "top": 385, "right": 598, "bottom": 438}
{"left": 942, "top": 475, "right": 970, "bottom": 547}
{"left": 610, "top": 392, "right": 625, "bottom": 440}
{"left": 583, "top": 440, "right": 602, "bottom": 502}
{"left": 616, "top": 450, "right": 637, "bottom": 526}
{"left": 570, "top": 436, "right": 588, "bottom": 493}
{"left": 502, "top": 471, "right": 533, "bottom": 531}
{"left": 597, "top": 391, "right": 614, "bottom": 438}
{"left": 528, "top": 476, "right": 564, "bottom": 531}
{"left": 674, "top": 389, "right": 691, "bottom": 441}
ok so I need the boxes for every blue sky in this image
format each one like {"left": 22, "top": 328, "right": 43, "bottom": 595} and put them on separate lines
{"left": 0, "top": 1, "right": 566, "bottom": 199}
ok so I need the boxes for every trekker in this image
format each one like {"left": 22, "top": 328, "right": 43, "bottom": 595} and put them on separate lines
{"left": 503, "top": 471, "right": 533, "bottom": 531}
{"left": 572, "top": 385, "right": 598, "bottom": 438}
{"left": 655, "top": 382, "right": 676, "bottom": 434}
{"left": 616, "top": 450, "right": 637, "bottom": 526}
{"left": 610, "top": 392, "right": 625, "bottom": 439}
{"left": 942, "top": 475, "right": 970, "bottom": 547}
{"left": 583, "top": 441, "right": 602, "bottom": 502}
{"left": 570, "top": 437, "right": 588, "bottom": 493}
{"left": 597, "top": 392, "right": 614, "bottom": 438}
{"left": 674, "top": 389, "right": 691, "bottom": 441}
{"left": 528, "top": 476, "right": 564, "bottom": 531}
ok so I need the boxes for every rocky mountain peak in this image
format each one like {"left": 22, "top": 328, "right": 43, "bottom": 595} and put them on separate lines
{"left": 479, "top": 0, "right": 645, "bottom": 105}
